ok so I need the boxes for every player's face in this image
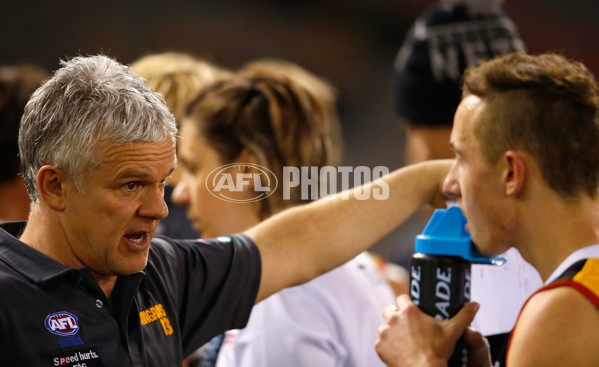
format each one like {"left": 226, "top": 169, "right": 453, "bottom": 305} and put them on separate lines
{"left": 443, "top": 95, "right": 515, "bottom": 256}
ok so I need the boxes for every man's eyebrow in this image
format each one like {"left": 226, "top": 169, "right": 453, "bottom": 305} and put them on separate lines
{"left": 116, "top": 167, "right": 176, "bottom": 181}
{"left": 166, "top": 167, "right": 176, "bottom": 178}
{"left": 117, "top": 170, "right": 150, "bottom": 180}
{"left": 449, "top": 142, "right": 463, "bottom": 157}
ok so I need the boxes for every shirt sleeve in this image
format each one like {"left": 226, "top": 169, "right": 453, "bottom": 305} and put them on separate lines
{"left": 147, "top": 233, "right": 262, "bottom": 356}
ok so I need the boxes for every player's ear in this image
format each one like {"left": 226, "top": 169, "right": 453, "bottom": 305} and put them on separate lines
{"left": 503, "top": 151, "right": 525, "bottom": 197}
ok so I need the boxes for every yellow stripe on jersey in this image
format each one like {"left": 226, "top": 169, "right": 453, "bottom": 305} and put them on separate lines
{"left": 573, "top": 258, "right": 599, "bottom": 297}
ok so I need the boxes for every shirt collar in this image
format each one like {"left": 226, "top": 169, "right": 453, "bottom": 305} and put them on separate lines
{"left": 545, "top": 244, "right": 599, "bottom": 284}
{"left": 1, "top": 221, "right": 152, "bottom": 290}
{"left": 0, "top": 221, "right": 83, "bottom": 283}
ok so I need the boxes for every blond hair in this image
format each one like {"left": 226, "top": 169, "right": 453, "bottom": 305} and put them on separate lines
{"left": 130, "top": 52, "right": 231, "bottom": 122}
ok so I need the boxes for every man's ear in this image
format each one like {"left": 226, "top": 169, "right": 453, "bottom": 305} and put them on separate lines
{"left": 37, "top": 165, "right": 69, "bottom": 211}
{"left": 503, "top": 151, "right": 525, "bottom": 197}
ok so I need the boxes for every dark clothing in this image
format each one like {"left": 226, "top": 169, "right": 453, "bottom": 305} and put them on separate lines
{"left": 0, "top": 222, "right": 261, "bottom": 367}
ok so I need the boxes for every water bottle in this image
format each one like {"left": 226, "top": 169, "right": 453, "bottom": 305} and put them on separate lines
{"left": 409, "top": 206, "right": 504, "bottom": 367}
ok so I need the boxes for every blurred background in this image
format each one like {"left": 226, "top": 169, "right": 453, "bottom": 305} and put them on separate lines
{"left": 3, "top": 0, "right": 599, "bottom": 259}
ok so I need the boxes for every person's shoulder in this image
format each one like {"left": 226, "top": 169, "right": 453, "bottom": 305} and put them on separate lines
{"left": 521, "top": 284, "right": 595, "bottom": 320}
{"left": 150, "top": 234, "right": 181, "bottom": 250}
{"left": 508, "top": 286, "right": 599, "bottom": 366}
{"left": 0, "top": 265, "right": 22, "bottom": 284}
{"left": 148, "top": 235, "right": 210, "bottom": 256}
{"left": 150, "top": 234, "right": 255, "bottom": 250}
{"left": 0, "top": 263, "right": 34, "bottom": 305}
{"left": 147, "top": 234, "right": 259, "bottom": 269}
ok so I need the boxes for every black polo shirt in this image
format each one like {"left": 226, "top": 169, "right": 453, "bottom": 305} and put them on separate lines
{"left": 0, "top": 222, "right": 261, "bottom": 367}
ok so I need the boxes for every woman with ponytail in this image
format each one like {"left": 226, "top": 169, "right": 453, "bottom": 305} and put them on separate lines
{"left": 173, "top": 60, "right": 395, "bottom": 367}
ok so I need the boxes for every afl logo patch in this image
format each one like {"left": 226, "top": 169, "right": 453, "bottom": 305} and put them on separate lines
{"left": 45, "top": 311, "right": 80, "bottom": 336}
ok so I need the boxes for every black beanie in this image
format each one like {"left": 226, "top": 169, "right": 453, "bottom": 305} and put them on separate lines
{"left": 393, "top": 0, "right": 525, "bottom": 126}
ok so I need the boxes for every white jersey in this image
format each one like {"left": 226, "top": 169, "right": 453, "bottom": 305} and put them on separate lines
{"left": 470, "top": 247, "right": 543, "bottom": 336}
{"left": 216, "top": 252, "right": 396, "bottom": 367}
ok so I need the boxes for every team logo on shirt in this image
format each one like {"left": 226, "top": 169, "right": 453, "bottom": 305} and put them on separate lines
{"left": 139, "top": 303, "right": 173, "bottom": 336}
{"left": 45, "top": 311, "right": 80, "bottom": 336}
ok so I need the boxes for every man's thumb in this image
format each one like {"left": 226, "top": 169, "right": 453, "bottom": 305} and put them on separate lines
{"left": 446, "top": 302, "right": 480, "bottom": 340}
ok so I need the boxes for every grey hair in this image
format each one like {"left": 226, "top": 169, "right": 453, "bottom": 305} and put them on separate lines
{"left": 19, "top": 55, "right": 178, "bottom": 202}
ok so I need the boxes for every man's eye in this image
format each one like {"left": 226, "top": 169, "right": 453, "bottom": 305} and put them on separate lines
{"left": 124, "top": 182, "right": 139, "bottom": 191}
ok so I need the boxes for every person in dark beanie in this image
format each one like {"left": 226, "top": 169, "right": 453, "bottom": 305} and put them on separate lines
{"left": 394, "top": 0, "right": 525, "bottom": 163}
{"left": 389, "top": 1, "right": 542, "bottom": 366}
{"left": 388, "top": 0, "right": 528, "bottom": 268}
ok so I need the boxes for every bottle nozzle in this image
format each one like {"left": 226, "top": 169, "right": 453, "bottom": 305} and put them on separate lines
{"left": 415, "top": 206, "right": 506, "bottom": 265}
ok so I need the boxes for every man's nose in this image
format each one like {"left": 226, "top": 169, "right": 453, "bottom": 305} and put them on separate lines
{"left": 139, "top": 186, "right": 169, "bottom": 220}
{"left": 442, "top": 162, "right": 461, "bottom": 200}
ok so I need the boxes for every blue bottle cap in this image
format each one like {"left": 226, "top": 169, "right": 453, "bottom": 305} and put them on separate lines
{"left": 415, "top": 206, "right": 506, "bottom": 265}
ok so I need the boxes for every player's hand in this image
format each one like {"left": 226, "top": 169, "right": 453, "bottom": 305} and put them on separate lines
{"left": 375, "top": 294, "right": 481, "bottom": 367}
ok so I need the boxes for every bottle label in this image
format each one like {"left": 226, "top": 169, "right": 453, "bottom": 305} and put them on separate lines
{"left": 410, "top": 253, "right": 471, "bottom": 367}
